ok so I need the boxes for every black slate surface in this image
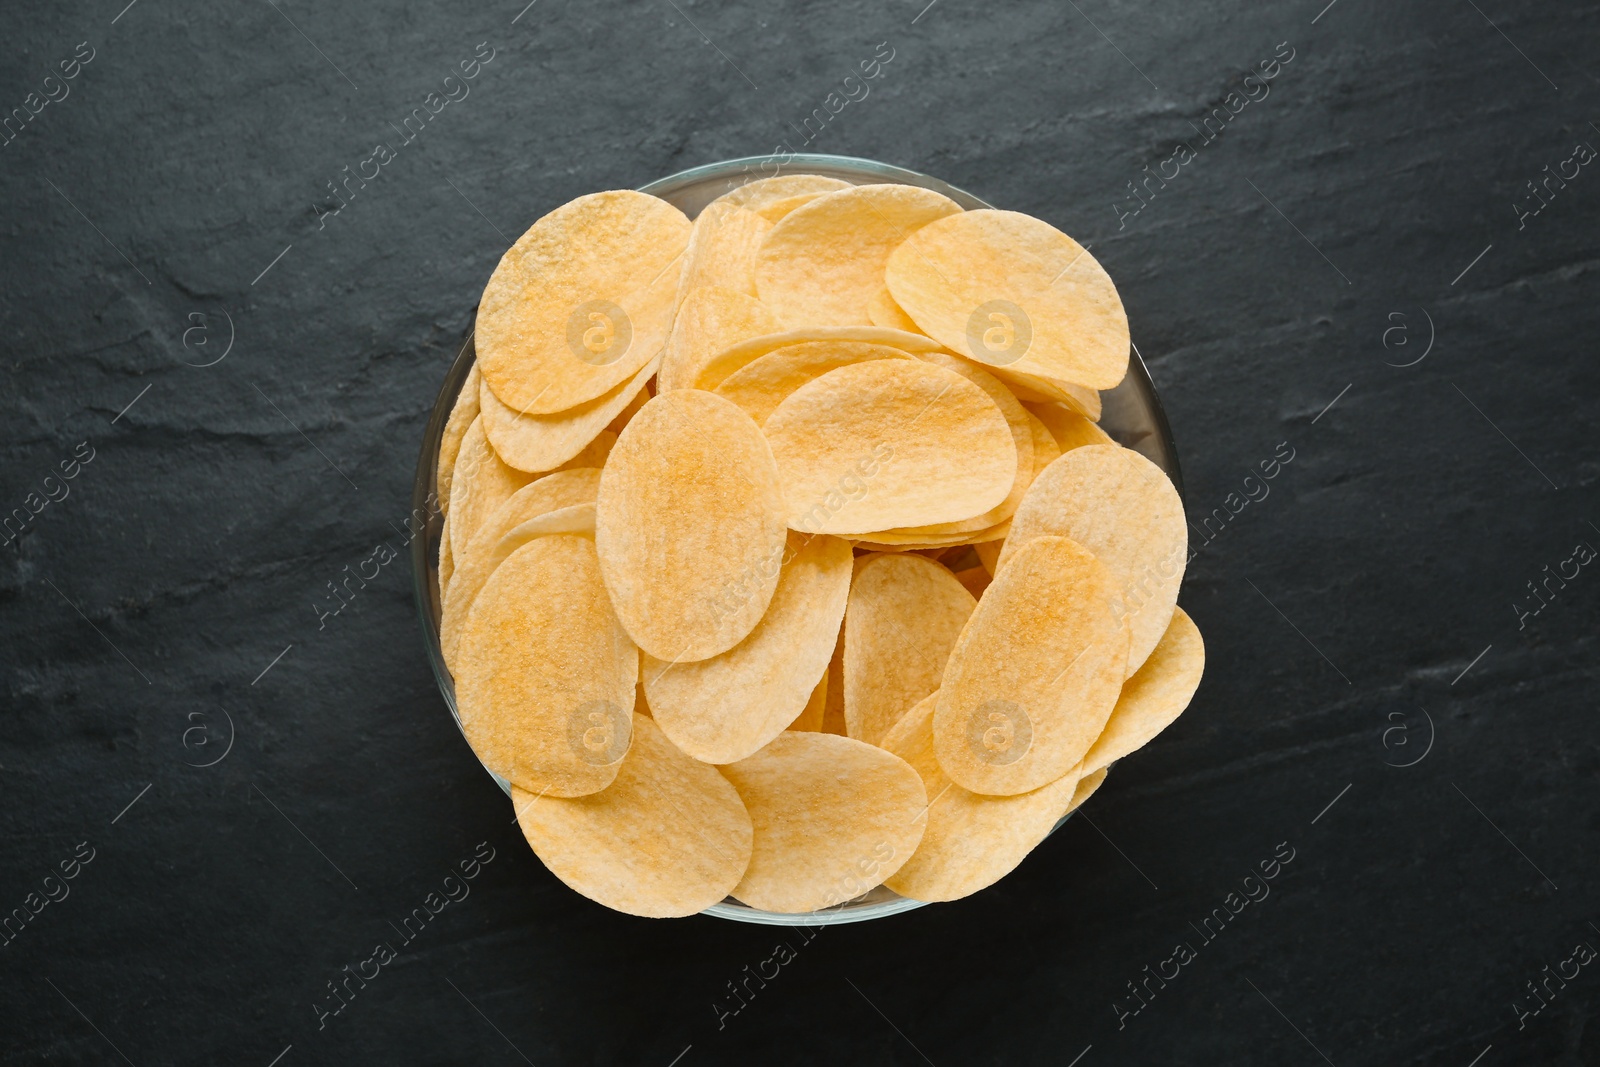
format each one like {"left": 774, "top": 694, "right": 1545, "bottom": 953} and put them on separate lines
{"left": 3, "top": 1, "right": 1598, "bottom": 1064}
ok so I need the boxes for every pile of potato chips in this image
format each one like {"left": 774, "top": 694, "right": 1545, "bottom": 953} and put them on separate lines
{"left": 433, "top": 175, "right": 1204, "bottom": 918}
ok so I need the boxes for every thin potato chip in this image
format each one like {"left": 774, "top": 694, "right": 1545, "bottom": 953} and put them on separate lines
{"left": 753, "top": 192, "right": 827, "bottom": 223}
{"left": 643, "top": 532, "right": 851, "bottom": 764}
{"left": 694, "top": 326, "right": 943, "bottom": 391}
{"left": 595, "top": 391, "right": 788, "bottom": 662}
{"left": 436, "top": 362, "right": 481, "bottom": 516}
{"left": 763, "top": 360, "right": 1016, "bottom": 534}
{"left": 676, "top": 201, "right": 772, "bottom": 297}
{"left": 844, "top": 554, "right": 975, "bottom": 745}
{"left": 789, "top": 667, "right": 827, "bottom": 732}
{"left": 1082, "top": 607, "right": 1203, "bottom": 774}
{"left": 999, "top": 444, "right": 1186, "bottom": 676}
{"left": 952, "top": 566, "right": 991, "bottom": 599}
{"left": 715, "top": 174, "right": 852, "bottom": 215}
{"left": 1065, "top": 766, "right": 1108, "bottom": 812}
{"left": 479, "top": 356, "right": 657, "bottom": 474}
{"left": 852, "top": 519, "right": 1011, "bottom": 549}
{"left": 756, "top": 184, "right": 962, "bottom": 328}
{"left": 513, "top": 714, "right": 753, "bottom": 917}
{"left": 714, "top": 342, "right": 917, "bottom": 426}
{"left": 868, "top": 287, "right": 920, "bottom": 332}
{"left": 991, "top": 365, "right": 1102, "bottom": 420}
{"left": 438, "top": 514, "right": 455, "bottom": 598}
{"left": 881, "top": 693, "right": 1082, "bottom": 902}
{"left": 478, "top": 190, "right": 689, "bottom": 413}
{"left": 1023, "top": 400, "right": 1113, "bottom": 453}
{"left": 822, "top": 625, "right": 847, "bottom": 735}
{"left": 457, "top": 535, "right": 637, "bottom": 796}
{"left": 555, "top": 429, "right": 617, "bottom": 472}
{"left": 886, "top": 209, "right": 1129, "bottom": 389}
{"left": 447, "top": 416, "right": 535, "bottom": 562}
{"left": 656, "top": 286, "right": 782, "bottom": 393}
{"left": 722, "top": 732, "right": 926, "bottom": 913}
{"left": 933, "top": 535, "right": 1128, "bottom": 795}
{"left": 1025, "top": 407, "right": 1063, "bottom": 475}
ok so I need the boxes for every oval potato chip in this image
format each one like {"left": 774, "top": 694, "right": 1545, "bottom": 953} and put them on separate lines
{"left": 789, "top": 667, "right": 828, "bottom": 732}
{"left": 513, "top": 714, "right": 753, "bottom": 918}
{"left": 644, "top": 532, "right": 852, "bottom": 763}
{"left": 715, "top": 173, "right": 852, "bottom": 215}
{"left": 763, "top": 359, "right": 1016, "bottom": 534}
{"left": 477, "top": 190, "right": 689, "bottom": 413}
{"left": 438, "top": 514, "right": 455, "bottom": 598}
{"left": 886, "top": 208, "right": 1130, "bottom": 389}
{"left": 595, "top": 390, "right": 788, "bottom": 662}
{"left": 693, "top": 325, "right": 943, "bottom": 391}
{"left": 998, "top": 444, "right": 1186, "bottom": 676}
{"left": 756, "top": 184, "right": 962, "bottom": 328}
{"left": 478, "top": 356, "right": 657, "bottom": 474}
{"left": 1082, "top": 606, "right": 1203, "bottom": 775}
{"left": 676, "top": 200, "right": 772, "bottom": 297}
{"left": 436, "top": 362, "right": 481, "bottom": 517}
{"left": 843, "top": 554, "right": 976, "bottom": 745}
{"left": 713, "top": 341, "right": 917, "bottom": 426}
{"left": 657, "top": 285, "right": 782, "bottom": 393}
{"left": 867, "top": 287, "right": 920, "bottom": 332}
{"left": 880, "top": 693, "right": 1083, "bottom": 902}
{"left": 1023, "top": 400, "right": 1114, "bottom": 452}
{"left": 934, "top": 535, "right": 1128, "bottom": 795}
{"left": 447, "top": 416, "right": 536, "bottom": 562}
{"left": 721, "top": 732, "right": 926, "bottom": 913}
{"left": 993, "top": 365, "right": 1101, "bottom": 420}
{"left": 457, "top": 535, "right": 637, "bottom": 797}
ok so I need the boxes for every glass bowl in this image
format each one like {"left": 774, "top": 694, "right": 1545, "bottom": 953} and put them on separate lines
{"left": 410, "top": 154, "right": 1183, "bottom": 926}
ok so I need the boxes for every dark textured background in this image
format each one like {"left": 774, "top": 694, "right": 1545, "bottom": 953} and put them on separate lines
{"left": 3, "top": 0, "right": 1598, "bottom": 1064}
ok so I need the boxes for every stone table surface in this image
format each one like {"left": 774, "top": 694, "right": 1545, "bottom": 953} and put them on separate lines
{"left": 2, "top": 1, "right": 1598, "bottom": 1064}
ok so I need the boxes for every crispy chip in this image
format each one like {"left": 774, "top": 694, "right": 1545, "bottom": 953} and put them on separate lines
{"left": 868, "top": 287, "right": 921, "bottom": 332}
{"left": 721, "top": 733, "right": 926, "bottom": 913}
{"left": 753, "top": 192, "right": 827, "bottom": 223}
{"left": 438, "top": 514, "right": 455, "bottom": 598}
{"left": 477, "top": 190, "right": 688, "bottom": 413}
{"left": 714, "top": 341, "right": 917, "bottom": 426}
{"left": 756, "top": 184, "right": 962, "bottom": 327}
{"left": 880, "top": 694, "right": 1083, "bottom": 902}
{"left": 716, "top": 174, "right": 852, "bottom": 215}
{"left": 843, "top": 554, "right": 976, "bottom": 745}
{"left": 555, "top": 429, "right": 618, "bottom": 472}
{"left": 457, "top": 535, "right": 637, "bottom": 797}
{"left": 789, "top": 667, "right": 828, "bottom": 731}
{"left": 693, "top": 325, "right": 944, "bottom": 391}
{"left": 676, "top": 201, "right": 772, "bottom": 297}
{"left": 763, "top": 360, "right": 1016, "bottom": 534}
{"left": 436, "top": 362, "right": 481, "bottom": 517}
{"left": 974, "top": 539, "right": 1002, "bottom": 577}
{"left": 478, "top": 356, "right": 657, "bottom": 474}
{"left": 1066, "top": 766, "right": 1108, "bottom": 812}
{"left": 643, "top": 532, "right": 851, "bottom": 763}
{"left": 1023, "top": 400, "right": 1114, "bottom": 452}
{"left": 1082, "top": 607, "right": 1203, "bottom": 774}
{"left": 1025, "top": 407, "right": 1063, "bottom": 474}
{"left": 513, "top": 714, "right": 753, "bottom": 917}
{"left": 992, "top": 366, "right": 1102, "bottom": 420}
{"left": 440, "top": 468, "right": 602, "bottom": 667}
{"left": 999, "top": 444, "right": 1186, "bottom": 676}
{"left": 447, "top": 416, "right": 535, "bottom": 562}
{"left": 851, "top": 520, "right": 1012, "bottom": 549}
{"left": 656, "top": 286, "right": 781, "bottom": 393}
{"left": 886, "top": 208, "right": 1129, "bottom": 389}
{"left": 822, "top": 624, "right": 847, "bottom": 735}
{"left": 933, "top": 535, "right": 1128, "bottom": 795}
{"left": 595, "top": 390, "right": 788, "bottom": 662}
{"left": 952, "top": 566, "right": 991, "bottom": 599}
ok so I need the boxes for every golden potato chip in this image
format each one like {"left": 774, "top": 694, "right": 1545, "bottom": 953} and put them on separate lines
{"left": 991, "top": 366, "right": 1102, "bottom": 420}
{"left": 822, "top": 624, "right": 847, "bottom": 735}
{"left": 867, "top": 287, "right": 920, "bottom": 332}
{"left": 1082, "top": 607, "right": 1203, "bottom": 774}
{"left": 851, "top": 519, "right": 1012, "bottom": 549}
{"left": 656, "top": 285, "right": 781, "bottom": 393}
{"left": 974, "top": 539, "right": 1002, "bottom": 576}
{"left": 843, "top": 554, "right": 975, "bottom": 745}
{"left": 713, "top": 341, "right": 917, "bottom": 426}
{"left": 1025, "top": 407, "right": 1063, "bottom": 475}
{"left": 1023, "top": 400, "right": 1113, "bottom": 453}
{"left": 478, "top": 356, "right": 657, "bottom": 474}
{"left": 436, "top": 362, "right": 481, "bottom": 517}
{"left": 643, "top": 532, "right": 851, "bottom": 763}
{"left": 477, "top": 190, "right": 689, "bottom": 413}
{"left": 999, "top": 444, "right": 1186, "bottom": 676}
{"left": 693, "top": 326, "right": 942, "bottom": 391}
{"left": 886, "top": 208, "right": 1129, "bottom": 389}
{"left": 512, "top": 714, "right": 753, "bottom": 918}
{"left": 438, "top": 514, "right": 455, "bottom": 598}
{"left": 447, "top": 416, "right": 535, "bottom": 562}
{"left": 933, "top": 535, "right": 1128, "bottom": 795}
{"left": 1066, "top": 766, "right": 1108, "bottom": 813}
{"left": 605, "top": 374, "right": 651, "bottom": 432}
{"left": 753, "top": 192, "right": 827, "bottom": 223}
{"left": 756, "top": 184, "right": 962, "bottom": 327}
{"left": 763, "top": 360, "right": 1016, "bottom": 534}
{"left": 440, "top": 468, "right": 602, "bottom": 667}
{"left": 676, "top": 200, "right": 772, "bottom": 297}
{"left": 952, "top": 566, "right": 991, "bottom": 599}
{"left": 880, "top": 693, "right": 1083, "bottom": 902}
{"left": 721, "top": 732, "right": 926, "bottom": 913}
{"left": 457, "top": 535, "right": 637, "bottom": 797}
{"left": 595, "top": 390, "right": 788, "bottom": 662}
{"left": 789, "top": 667, "right": 827, "bottom": 732}
{"left": 554, "top": 429, "right": 617, "bottom": 472}
{"left": 715, "top": 173, "right": 852, "bottom": 215}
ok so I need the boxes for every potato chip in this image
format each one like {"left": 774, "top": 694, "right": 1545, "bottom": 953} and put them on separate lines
{"left": 789, "top": 668, "right": 827, "bottom": 732}
{"left": 991, "top": 366, "right": 1101, "bottom": 420}
{"left": 440, "top": 468, "right": 602, "bottom": 667}
{"left": 1025, "top": 407, "right": 1063, "bottom": 473}
{"left": 852, "top": 520, "right": 1012, "bottom": 549}
{"left": 886, "top": 209, "right": 1129, "bottom": 389}
{"left": 643, "top": 532, "right": 851, "bottom": 763}
{"left": 974, "top": 539, "right": 1002, "bottom": 577}
{"left": 676, "top": 200, "right": 772, "bottom": 297}
{"left": 447, "top": 416, "right": 535, "bottom": 562}
{"left": 753, "top": 192, "right": 827, "bottom": 223}
{"left": 479, "top": 356, "right": 657, "bottom": 474}
{"left": 555, "top": 429, "right": 617, "bottom": 472}
{"left": 822, "top": 625, "right": 847, "bottom": 735}
{"left": 693, "top": 325, "right": 944, "bottom": 391}
{"left": 933, "top": 535, "right": 1128, "bottom": 795}
{"left": 437, "top": 514, "right": 455, "bottom": 598}
{"left": 595, "top": 390, "right": 788, "bottom": 662}
{"left": 1066, "top": 766, "right": 1108, "bottom": 812}
{"left": 1082, "top": 607, "right": 1203, "bottom": 774}
{"left": 513, "top": 714, "right": 753, "bottom": 917}
{"left": 952, "top": 566, "right": 991, "bottom": 599}
{"left": 721, "top": 732, "right": 926, "bottom": 913}
{"left": 763, "top": 360, "right": 1016, "bottom": 534}
{"left": 436, "top": 362, "right": 481, "bottom": 516}
{"left": 656, "top": 286, "right": 781, "bottom": 393}
{"left": 868, "top": 287, "right": 920, "bottom": 332}
{"left": 713, "top": 341, "right": 917, "bottom": 426}
{"left": 477, "top": 190, "right": 689, "bottom": 413}
{"left": 880, "top": 693, "right": 1083, "bottom": 902}
{"left": 715, "top": 174, "right": 852, "bottom": 215}
{"left": 1023, "top": 400, "right": 1113, "bottom": 453}
{"left": 844, "top": 554, "right": 976, "bottom": 745}
{"left": 457, "top": 535, "right": 637, "bottom": 797}
{"left": 756, "top": 184, "right": 962, "bottom": 327}
{"left": 999, "top": 444, "right": 1186, "bottom": 676}
{"left": 606, "top": 375, "right": 652, "bottom": 432}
